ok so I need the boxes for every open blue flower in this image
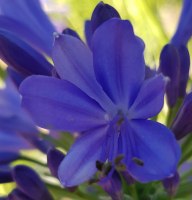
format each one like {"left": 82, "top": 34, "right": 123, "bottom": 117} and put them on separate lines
{"left": 20, "top": 18, "right": 181, "bottom": 187}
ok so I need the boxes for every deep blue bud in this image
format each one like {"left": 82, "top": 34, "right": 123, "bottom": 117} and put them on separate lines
{"left": 100, "top": 170, "right": 123, "bottom": 200}
{"left": 7, "top": 188, "right": 33, "bottom": 200}
{"left": 0, "top": 165, "right": 13, "bottom": 183}
{"left": 7, "top": 68, "right": 25, "bottom": 90}
{"left": 0, "top": 29, "right": 52, "bottom": 77}
{"left": 84, "top": 20, "right": 92, "bottom": 50}
{"left": 171, "top": 0, "right": 192, "bottom": 48}
{"left": 0, "top": 151, "right": 20, "bottom": 165}
{"left": 178, "top": 45, "right": 190, "bottom": 98}
{"left": 162, "top": 171, "right": 180, "bottom": 197}
{"left": 144, "top": 66, "right": 156, "bottom": 80}
{"left": 91, "top": 1, "right": 120, "bottom": 34}
{"left": 47, "top": 148, "right": 65, "bottom": 179}
{"left": 12, "top": 165, "right": 53, "bottom": 200}
{"left": 121, "top": 170, "right": 135, "bottom": 186}
{"left": 170, "top": 92, "right": 192, "bottom": 140}
{"left": 159, "top": 44, "right": 180, "bottom": 107}
{"left": 62, "top": 28, "right": 81, "bottom": 40}
{"left": 47, "top": 148, "right": 77, "bottom": 192}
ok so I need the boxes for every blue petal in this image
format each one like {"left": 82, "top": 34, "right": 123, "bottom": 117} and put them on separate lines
{"left": 0, "top": 29, "right": 53, "bottom": 77}
{"left": 0, "top": 151, "right": 20, "bottom": 165}
{"left": 84, "top": 20, "right": 92, "bottom": 50}
{"left": 144, "top": 66, "right": 156, "bottom": 80}
{"left": 128, "top": 75, "right": 167, "bottom": 119}
{"left": 20, "top": 76, "right": 107, "bottom": 132}
{"left": 0, "top": 165, "right": 13, "bottom": 183}
{"left": 0, "top": 0, "right": 55, "bottom": 56}
{"left": 127, "top": 119, "right": 181, "bottom": 183}
{"left": 92, "top": 18, "right": 145, "bottom": 110}
{"left": 12, "top": 165, "right": 53, "bottom": 200}
{"left": 62, "top": 28, "right": 81, "bottom": 40}
{"left": 58, "top": 125, "right": 108, "bottom": 187}
{"left": 0, "top": 130, "right": 32, "bottom": 151}
{"left": 7, "top": 189, "right": 33, "bottom": 200}
{"left": 52, "top": 33, "right": 117, "bottom": 115}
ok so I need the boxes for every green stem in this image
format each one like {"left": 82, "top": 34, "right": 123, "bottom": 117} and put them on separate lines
{"left": 166, "top": 108, "right": 174, "bottom": 128}
{"left": 20, "top": 155, "right": 47, "bottom": 167}
{"left": 129, "top": 184, "right": 139, "bottom": 200}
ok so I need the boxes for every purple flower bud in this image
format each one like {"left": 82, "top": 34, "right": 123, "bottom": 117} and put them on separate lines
{"left": 12, "top": 165, "right": 53, "bottom": 200}
{"left": 62, "top": 28, "right": 81, "bottom": 41}
{"left": 100, "top": 170, "right": 123, "bottom": 200}
{"left": 7, "top": 188, "right": 33, "bottom": 200}
{"left": 144, "top": 66, "right": 156, "bottom": 80}
{"left": 91, "top": 1, "right": 120, "bottom": 34}
{"left": 171, "top": 0, "right": 192, "bottom": 48}
{"left": 47, "top": 148, "right": 77, "bottom": 192}
{"left": 84, "top": 20, "right": 92, "bottom": 50}
{"left": 7, "top": 68, "right": 25, "bottom": 90}
{"left": 0, "top": 151, "right": 20, "bottom": 165}
{"left": 170, "top": 92, "right": 192, "bottom": 140}
{"left": 0, "top": 165, "right": 13, "bottom": 183}
{"left": 47, "top": 148, "right": 65, "bottom": 179}
{"left": 159, "top": 44, "right": 180, "bottom": 107}
{"left": 0, "top": 29, "right": 52, "bottom": 77}
{"left": 121, "top": 170, "right": 135, "bottom": 186}
{"left": 162, "top": 171, "right": 180, "bottom": 197}
{"left": 178, "top": 45, "right": 190, "bottom": 98}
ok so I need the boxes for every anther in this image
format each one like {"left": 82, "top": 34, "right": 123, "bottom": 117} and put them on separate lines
{"left": 87, "top": 178, "right": 100, "bottom": 185}
{"left": 117, "top": 163, "right": 127, "bottom": 171}
{"left": 96, "top": 160, "right": 104, "bottom": 171}
{"left": 132, "top": 157, "right": 144, "bottom": 166}
{"left": 114, "top": 154, "right": 125, "bottom": 165}
{"left": 103, "top": 162, "right": 113, "bottom": 177}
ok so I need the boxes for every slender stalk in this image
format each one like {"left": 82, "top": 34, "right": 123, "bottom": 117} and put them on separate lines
{"left": 129, "top": 184, "right": 139, "bottom": 200}
{"left": 20, "top": 155, "right": 47, "bottom": 167}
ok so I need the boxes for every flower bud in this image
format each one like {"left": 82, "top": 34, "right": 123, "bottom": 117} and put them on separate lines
{"left": 159, "top": 44, "right": 180, "bottom": 107}
{"left": 178, "top": 45, "right": 190, "bottom": 98}
{"left": 100, "top": 170, "right": 123, "bottom": 200}
{"left": 170, "top": 92, "right": 192, "bottom": 140}
{"left": 91, "top": 1, "right": 120, "bottom": 34}
{"left": 7, "top": 188, "right": 33, "bottom": 200}
{"left": 12, "top": 165, "right": 53, "bottom": 200}
{"left": 62, "top": 28, "right": 81, "bottom": 40}
{"left": 0, "top": 165, "right": 13, "bottom": 183}
{"left": 47, "top": 148, "right": 77, "bottom": 192}
{"left": 162, "top": 171, "right": 180, "bottom": 197}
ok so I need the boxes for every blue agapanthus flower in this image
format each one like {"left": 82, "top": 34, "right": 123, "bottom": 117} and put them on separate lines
{"left": 20, "top": 18, "right": 181, "bottom": 187}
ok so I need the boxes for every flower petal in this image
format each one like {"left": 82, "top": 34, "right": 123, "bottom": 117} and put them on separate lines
{"left": 0, "top": 0, "right": 55, "bottom": 55}
{"left": 52, "top": 33, "right": 116, "bottom": 115}
{"left": 0, "top": 29, "right": 53, "bottom": 77}
{"left": 58, "top": 125, "right": 108, "bottom": 187}
{"left": 92, "top": 18, "right": 145, "bottom": 109}
{"left": 20, "top": 75, "right": 107, "bottom": 132}
{"left": 84, "top": 20, "right": 92, "bottom": 50}
{"left": 128, "top": 75, "right": 167, "bottom": 119}
{"left": 127, "top": 120, "right": 181, "bottom": 183}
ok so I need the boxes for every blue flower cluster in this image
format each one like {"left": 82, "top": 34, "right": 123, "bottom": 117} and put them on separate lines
{"left": 0, "top": 0, "right": 192, "bottom": 199}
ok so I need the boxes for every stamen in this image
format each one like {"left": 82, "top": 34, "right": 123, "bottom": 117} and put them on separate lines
{"left": 103, "top": 161, "right": 113, "bottom": 177}
{"left": 132, "top": 157, "right": 144, "bottom": 166}
{"left": 114, "top": 154, "right": 125, "bottom": 165}
{"left": 88, "top": 178, "right": 100, "bottom": 185}
{"left": 96, "top": 160, "right": 104, "bottom": 171}
{"left": 117, "top": 163, "right": 127, "bottom": 171}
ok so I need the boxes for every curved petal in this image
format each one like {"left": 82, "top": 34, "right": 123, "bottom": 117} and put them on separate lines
{"left": 84, "top": 20, "right": 92, "bottom": 50}
{"left": 0, "top": 29, "right": 53, "bottom": 77}
{"left": 92, "top": 18, "right": 145, "bottom": 109}
{"left": 20, "top": 76, "right": 107, "bottom": 132}
{"left": 0, "top": 151, "right": 20, "bottom": 165}
{"left": 128, "top": 75, "right": 167, "bottom": 119}
{"left": 127, "top": 120, "right": 181, "bottom": 183}
{"left": 58, "top": 125, "right": 108, "bottom": 187}
{"left": 52, "top": 33, "right": 117, "bottom": 115}
{"left": 0, "top": 0, "right": 55, "bottom": 55}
